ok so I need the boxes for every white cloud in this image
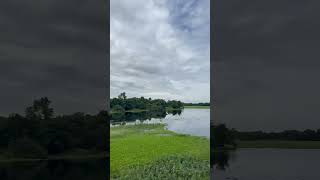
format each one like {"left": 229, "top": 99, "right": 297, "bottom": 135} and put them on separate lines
{"left": 111, "top": 0, "right": 210, "bottom": 102}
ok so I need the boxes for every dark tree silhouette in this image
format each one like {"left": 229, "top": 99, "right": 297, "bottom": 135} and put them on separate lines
{"left": 25, "top": 97, "right": 54, "bottom": 120}
{"left": 0, "top": 97, "right": 109, "bottom": 159}
{"left": 111, "top": 92, "right": 184, "bottom": 112}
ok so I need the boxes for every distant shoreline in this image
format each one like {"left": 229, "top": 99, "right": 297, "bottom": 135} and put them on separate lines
{"left": 111, "top": 106, "right": 209, "bottom": 114}
{"left": 184, "top": 106, "right": 210, "bottom": 109}
{"left": 111, "top": 107, "right": 185, "bottom": 114}
{"left": 237, "top": 140, "right": 320, "bottom": 149}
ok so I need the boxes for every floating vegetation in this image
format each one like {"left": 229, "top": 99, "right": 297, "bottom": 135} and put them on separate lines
{"left": 111, "top": 155, "right": 210, "bottom": 180}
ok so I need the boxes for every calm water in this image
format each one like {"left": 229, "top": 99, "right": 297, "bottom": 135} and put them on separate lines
{"left": 111, "top": 108, "right": 210, "bottom": 138}
{"left": 0, "top": 158, "right": 108, "bottom": 180}
{"left": 212, "top": 149, "right": 320, "bottom": 180}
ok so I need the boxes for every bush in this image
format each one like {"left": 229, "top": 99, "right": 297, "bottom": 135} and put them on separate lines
{"left": 7, "top": 137, "right": 48, "bottom": 159}
{"left": 147, "top": 104, "right": 165, "bottom": 112}
{"left": 47, "top": 138, "right": 66, "bottom": 155}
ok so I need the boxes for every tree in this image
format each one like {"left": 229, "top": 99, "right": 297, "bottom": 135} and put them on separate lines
{"left": 25, "top": 97, "right": 54, "bottom": 120}
{"left": 212, "top": 124, "right": 236, "bottom": 148}
{"left": 118, "top": 92, "right": 127, "bottom": 100}
{"left": 167, "top": 100, "right": 183, "bottom": 109}
{"left": 7, "top": 113, "right": 27, "bottom": 139}
{"left": 111, "top": 92, "right": 184, "bottom": 112}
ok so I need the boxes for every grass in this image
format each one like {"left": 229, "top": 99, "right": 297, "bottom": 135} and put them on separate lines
{"left": 183, "top": 106, "right": 210, "bottom": 109}
{"left": 110, "top": 124, "right": 210, "bottom": 179}
{"left": 111, "top": 155, "right": 210, "bottom": 180}
{"left": 238, "top": 140, "right": 320, "bottom": 149}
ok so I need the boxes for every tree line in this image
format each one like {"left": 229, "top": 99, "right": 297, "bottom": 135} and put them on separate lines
{"left": 183, "top": 102, "right": 210, "bottom": 106}
{"left": 211, "top": 123, "right": 320, "bottom": 149}
{"left": 234, "top": 129, "right": 320, "bottom": 141}
{"left": 0, "top": 97, "right": 108, "bottom": 159}
{"left": 111, "top": 92, "right": 184, "bottom": 113}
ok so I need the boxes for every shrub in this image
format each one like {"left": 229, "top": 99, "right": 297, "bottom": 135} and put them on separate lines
{"left": 7, "top": 137, "right": 48, "bottom": 159}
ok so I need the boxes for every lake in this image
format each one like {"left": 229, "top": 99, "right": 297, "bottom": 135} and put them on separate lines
{"left": 111, "top": 108, "right": 210, "bottom": 138}
{"left": 0, "top": 158, "right": 108, "bottom": 180}
{"left": 212, "top": 148, "right": 320, "bottom": 180}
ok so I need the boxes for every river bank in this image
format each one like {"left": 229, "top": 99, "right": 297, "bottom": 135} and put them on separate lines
{"left": 237, "top": 140, "right": 320, "bottom": 149}
{"left": 184, "top": 106, "right": 210, "bottom": 109}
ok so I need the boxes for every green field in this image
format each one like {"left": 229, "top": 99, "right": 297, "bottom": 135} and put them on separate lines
{"left": 183, "top": 106, "right": 210, "bottom": 109}
{"left": 110, "top": 124, "right": 210, "bottom": 179}
{"left": 238, "top": 140, "right": 320, "bottom": 149}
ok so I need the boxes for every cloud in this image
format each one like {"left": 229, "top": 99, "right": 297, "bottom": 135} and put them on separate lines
{"left": 0, "top": 0, "right": 107, "bottom": 115}
{"left": 110, "top": 0, "right": 210, "bottom": 103}
{"left": 214, "top": 0, "right": 320, "bottom": 131}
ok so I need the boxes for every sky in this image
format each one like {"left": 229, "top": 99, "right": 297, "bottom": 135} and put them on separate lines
{"left": 214, "top": 0, "right": 320, "bottom": 131}
{"left": 0, "top": 0, "right": 107, "bottom": 115}
{"left": 110, "top": 0, "right": 210, "bottom": 103}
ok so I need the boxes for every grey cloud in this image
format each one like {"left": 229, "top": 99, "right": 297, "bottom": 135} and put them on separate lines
{"left": 214, "top": 0, "right": 320, "bottom": 131}
{"left": 0, "top": 0, "right": 107, "bottom": 115}
{"left": 111, "top": 0, "right": 210, "bottom": 103}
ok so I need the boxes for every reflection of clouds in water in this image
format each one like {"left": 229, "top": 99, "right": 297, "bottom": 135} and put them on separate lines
{"left": 213, "top": 149, "right": 320, "bottom": 180}
{"left": 138, "top": 109, "right": 210, "bottom": 137}
{"left": 164, "top": 109, "right": 210, "bottom": 137}
{"left": 111, "top": 109, "right": 210, "bottom": 138}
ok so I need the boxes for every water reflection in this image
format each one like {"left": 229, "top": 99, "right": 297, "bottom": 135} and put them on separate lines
{"left": 211, "top": 150, "right": 234, "bottom": 170}
{"left": 0, "top": 158, "right": 107, "bottom": 180}
{"left": 212, "top": 149, "right": 320, "bottom": 180}
{"left": 167, "top": 109, "right": 182, "bottom": 116}
{"left": 111, "top": 109, "right": 210, "bottom": 137}
{"left": 111, "top": 110, "right": 170, "bottom": 123}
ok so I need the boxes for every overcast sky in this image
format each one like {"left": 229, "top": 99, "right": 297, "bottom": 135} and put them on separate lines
{"left": 110, "top": 0, "right": 210, "bottom": 103}
{"left": 214, "top": 0, "right": 320, "bottom": 131}
{"left": 0, "top": 0, "right": 107, "bottom": 115}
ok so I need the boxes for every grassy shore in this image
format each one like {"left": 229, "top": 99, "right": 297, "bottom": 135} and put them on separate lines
{"left": 238, "top": 140, "right": 320, "bottom": 149}
{"left": 184, "top": 106, "right": 210, "bottom": 109}
{"left": 110, "top": 124, "right": 210, "bottom": 179}
{"left": 111, "top": 108, "right": 185, "bottom": 114}
{"left": 111, "top": 109, "right": 147, "bottom": 114}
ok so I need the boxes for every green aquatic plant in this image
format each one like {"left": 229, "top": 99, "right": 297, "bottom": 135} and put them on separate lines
{"left": 111, "top": 155, "right": 210, "bottom": 180}
{"left": 110, "top": 124, "right": 210, "bottom": 178}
